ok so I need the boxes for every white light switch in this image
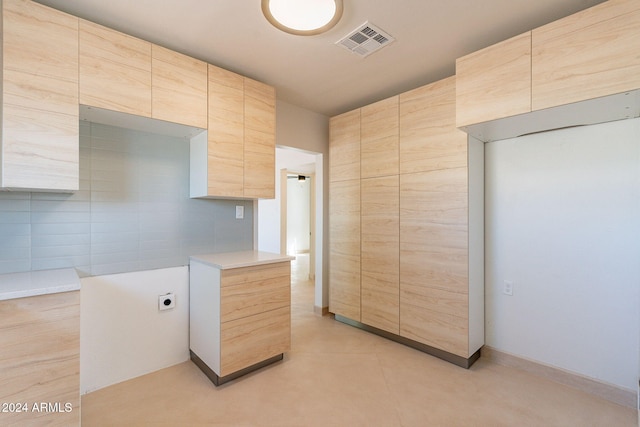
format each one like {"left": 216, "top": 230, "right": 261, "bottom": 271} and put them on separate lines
{"left": 235, "top": 205, "right": 244, "bottom": 219}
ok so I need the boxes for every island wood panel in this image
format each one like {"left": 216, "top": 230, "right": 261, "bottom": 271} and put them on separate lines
{"left": 220, "top": 306, "right": 290, "bottom": 376}
{"left": 207, "top": 65, "right": 244, "bottom": 198}
{"left": 1, "top": 0, "right": 79, "bottom": 191}
{"left": 244, "top": 78, "right": 276, "bottom": 199}
{"left": 222, "top": 262, "right": 291, "bottom": 287}
{"left": 221, "top": 270, "right": 290, "bottom": 323}
{"left": 400, "top": 168, "right": 469, "bottom": 356}
{"left": 0, "top": 291, "right": 80, "bottom": 426}
{"left": 151, "top": 44, "right": 207, "bottom": 128}
{"left": 361, "top": 96, "right": 399, "bottom": 178}
{"left": 532, "top": 1, "right": 640, "bottom": 111}
{"left": 400, "top": 76, "right": 467, "bottom": 174}
{"left": 79, "top": 20, "right": 152, "bottom": 117}
{"left": 361, "top": 175, "right": 399, "bottom": 334}
{"left": 329, "top": 179, "right": 361, "bottom": 321}
{"left": 329, "top": 109, "right": 360, "bottom": 182}
{"left": 456, "top": 31, "right": 532, "bottom": 128}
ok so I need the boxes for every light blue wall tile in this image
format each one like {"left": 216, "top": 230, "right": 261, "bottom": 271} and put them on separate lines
{"left": 0, "top": 122, "right": 254, "bottom": 277}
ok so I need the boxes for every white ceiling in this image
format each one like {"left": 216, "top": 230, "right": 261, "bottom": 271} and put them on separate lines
{"left": 37, "top": 0, "right": 605, "bottom": 117}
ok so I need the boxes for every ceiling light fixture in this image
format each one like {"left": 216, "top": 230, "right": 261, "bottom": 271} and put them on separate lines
{"left": 262, "top": 0, "right": 343, "bottom": 36}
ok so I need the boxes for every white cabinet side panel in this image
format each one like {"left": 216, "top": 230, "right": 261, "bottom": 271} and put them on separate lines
{"left": 189, "top": 260, "right": 221, "bottom": 373}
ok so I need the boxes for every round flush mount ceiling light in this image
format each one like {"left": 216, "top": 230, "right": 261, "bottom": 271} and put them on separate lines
{"left": 262, "top": 0, "right": 343, "bottom": 36}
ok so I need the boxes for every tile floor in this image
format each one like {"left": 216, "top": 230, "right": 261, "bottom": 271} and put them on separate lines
{"left": 82, "top": 255, "right": 637, "bottom": 426}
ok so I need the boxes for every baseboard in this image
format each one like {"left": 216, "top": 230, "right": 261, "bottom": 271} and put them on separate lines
{"left": 482, "top": 346, "right": 637, "bottom": 409}
{"left": 314, "top": 305, "right": 329, "bottom": 316}
{"left": 335, "top": 314, "right": 480, "bottom": 369}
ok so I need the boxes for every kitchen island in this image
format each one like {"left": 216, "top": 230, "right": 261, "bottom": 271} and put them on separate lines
{"left": 189, "top": 251, "right": 293, "bottom": 385}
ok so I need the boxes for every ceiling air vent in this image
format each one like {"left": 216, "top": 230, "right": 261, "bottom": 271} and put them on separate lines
{"left": 336, "top": 21, "right": 395, "bottom": 58}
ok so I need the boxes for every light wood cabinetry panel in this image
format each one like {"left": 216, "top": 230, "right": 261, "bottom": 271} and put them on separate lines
{"left": 400, "top": 76, "right": 466, "bottom": 174}
{"left": 329, "top": 179, "right": 361, "bottom": 321}
{"left": 151, "top": 44, "right": 207, "bottom": 128}
{"left": 244, "top": 78, "right": 276, "bottom": 199}
{"left": 329, "top": 109, "right": 360, "bottom": 182}
{"left": 532, "top": 1, "right": 640, "bottom": 111}
{"left": 1, "top": 0, "right": 79, "bottom": 191}
{"left": 79, "top": 20, "right": 152, "bottom": 117}
{"left": 400, "top": 168, "right": 470, "bottom": 357}
{"left": 361, "top": 96, "right": 399, "bottom": 178}
{"left": 456, "top": 32, "right": 532, "bottom": 128}
{"left": 193, "top": 65, "right": 276, "bottom": 199}
{"left": 329, "top": 75, "right": 483, "bottom": 366}
{"left": 206, "top": 65, "right": 245, "bottom": 198}
{"left": 221, "top": 263, "right": 290, "bottom": 322}
{"left": 220, "top": 306, "right": 290, "bottom": 376}
{"left": 0, "top": 291, "right": 80, "bottom": 426}
{"left": 361, "top": 175, "right": 399, "bottom": 334}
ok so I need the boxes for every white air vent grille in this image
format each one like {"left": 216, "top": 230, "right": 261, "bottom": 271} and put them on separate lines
{"left": 336, "top": 21, "right": 395, "bottom": 58}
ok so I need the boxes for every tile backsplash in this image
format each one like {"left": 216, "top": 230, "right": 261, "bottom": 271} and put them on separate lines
{"left": 0, "top": 122, "right": 253, "bottom": 277}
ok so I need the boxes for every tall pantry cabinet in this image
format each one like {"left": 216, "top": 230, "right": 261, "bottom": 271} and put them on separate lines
{"left": 329, "top": 76, "right": 484, "bottom": 367}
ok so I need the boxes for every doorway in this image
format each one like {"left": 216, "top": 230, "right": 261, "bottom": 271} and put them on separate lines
{"left": 257, "top": 146, "right": 323, "bottom": 313}
{"left": 282, "top": 171, "right": 315, "bottom": 281}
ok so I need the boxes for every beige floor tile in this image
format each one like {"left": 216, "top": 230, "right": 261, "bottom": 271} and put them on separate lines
{"left": 82, "top": 255, "right": 637, "bottom": 426}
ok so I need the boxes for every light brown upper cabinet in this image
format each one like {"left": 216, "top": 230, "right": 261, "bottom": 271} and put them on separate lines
{"left": 532, "top": 0, "right": 640, "bottom": 111}
{"left": 329, "top": 109, "right": 360, "bottom": 182}
{"left": 455, "top": 32, "right": 532, "bottom": 129}
{"left": 1, "top": 0, "right": 79, "bottom": 191}
{"left": 191, "top": 64, "right": 276, "bottom": 199}
{"left": 151, "top": 45, "right": 208, "bottom": 128}
{"left": 456, "top": 1, "right": 640, "bottom": 142}
{"left": 244, "top": 78, "right": 276, "bottom": 199}
{"left": 361, "top": 96, "right": 399, "bottom": 179}
{"left": 401, "top": 76, "right": 467, "bottom": 174}
{"left": 80, "top": 20, "right": 152, "bottom": 117}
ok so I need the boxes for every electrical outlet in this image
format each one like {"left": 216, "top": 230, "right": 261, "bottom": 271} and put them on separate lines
{"left": 159, "top": 293, "right": 175, "bottom": 311}
{"left": 235, "top": 205, "right": 244, "bottom": 219}
{"left": 503, "top": 280, "right": 514, "bottom": 296}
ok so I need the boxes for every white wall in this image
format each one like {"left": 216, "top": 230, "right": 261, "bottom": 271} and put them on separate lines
{"left": 286, "top": 177, "right": 311, "bottom": 254}
{"left": 485, "top": 118, "right": 640, "bottom": 391}
{"left": 80, "top": 267, "right": 190, "bottom": 394}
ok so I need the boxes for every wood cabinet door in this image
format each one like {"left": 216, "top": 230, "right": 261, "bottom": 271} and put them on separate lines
{"left": 244, "top": 78, "right": 276, "bottom": 199}
{"left": 2, "top": 0, "right": 79, "bottom": 191}
{"left": 329, "top": 179, "right": 361, "bottom": 321}
{"left": 361, "top": 96, "right": 398, "bottom": 179}
{"left": 220, "top": 306, "right": 290, "bottom": 376}
{"left": 532, "top": 1, "right": 640, "bottom": 111}
{"left": 151, "top": 44, "right": 207, "bottom": 128}
{"left": 456, "top": 32, "right": 531, "bottom": 128}
{"left": 79, "top": 20, "right": 152, "bottom": 117}
{"left": 400, "top": 76, "right": 467, "bottom": 175}
{"left": 221, "top": 263, "right": 290, "bottom": 323}
{"left": 400, "top": 168, "right": 470, "bottom": 357}
{"left": 0, "top": 291, "right": 80, "bottom": 426}
{"left": 329, "top": 109, "right": 360, "bottom": 182}
{"left": 207, "top": 64, "right": 244, "bottom": 198}
{"left": 361, "top": 175, "right": 399, "bottom": 334}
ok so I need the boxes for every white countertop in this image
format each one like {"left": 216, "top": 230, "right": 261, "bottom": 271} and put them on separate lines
{"left": 190, "top": 251, "right": 294, "bottom": 270}
{"left": 0, "top": 268, "right": 81, "bottom": 301}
